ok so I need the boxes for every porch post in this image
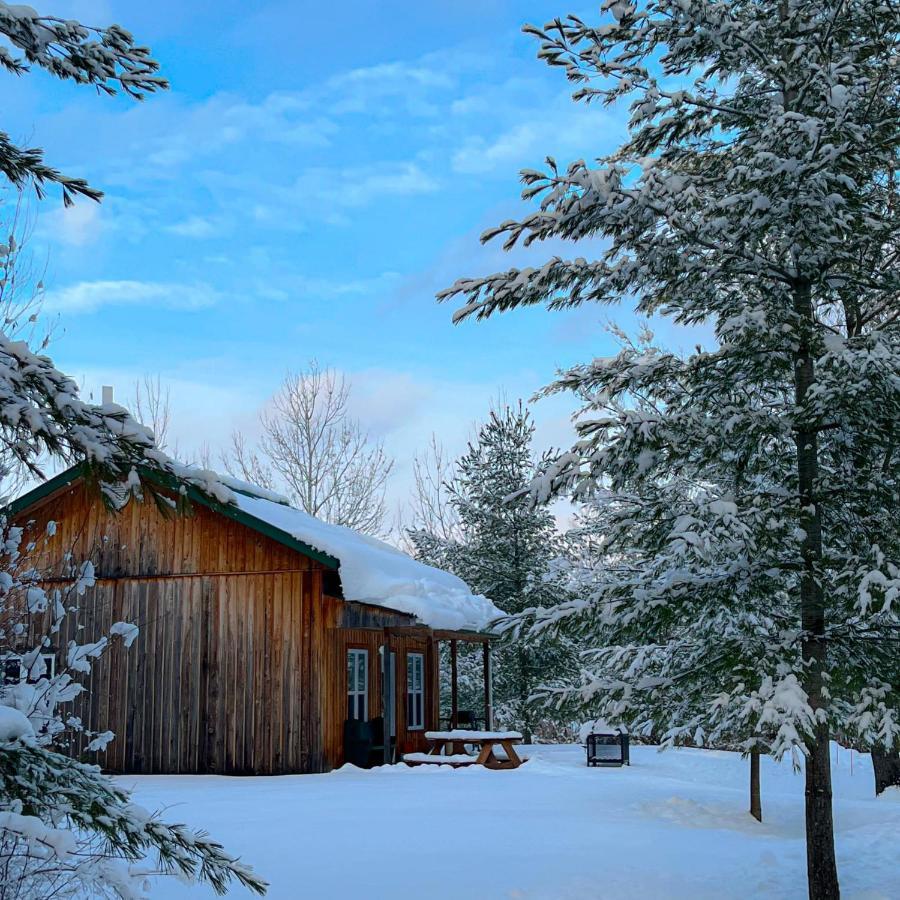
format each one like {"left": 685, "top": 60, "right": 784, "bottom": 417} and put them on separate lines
{"left": 483, "top": 640, "right": 493, "bottom": 731}
{"left": 382, "top": 628, "right": 392, "bottom": 765}
{"left": 450, "top": 639, "right": 459, "bottom": 729}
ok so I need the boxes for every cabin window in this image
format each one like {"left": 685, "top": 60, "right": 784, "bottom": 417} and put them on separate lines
{"left": 406, "top": 652, "right": 425, "bottom": 731}
{"left": 2, "top": 653, "right": 56, "bottom": 685}
{"left": 347, "top": 649, "right": 368, "bottom": 721}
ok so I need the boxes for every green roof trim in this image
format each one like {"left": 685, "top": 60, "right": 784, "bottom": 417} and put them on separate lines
{"left": 3, "top": 466, "right": 84, "bottom": 518}
{"left": 3, "top": 463, "right": 340, "bottom": 571}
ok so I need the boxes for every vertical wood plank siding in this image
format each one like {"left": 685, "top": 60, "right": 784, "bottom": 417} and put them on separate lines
{"left": 14, "top": 482, "right": 443, "bottom": 774}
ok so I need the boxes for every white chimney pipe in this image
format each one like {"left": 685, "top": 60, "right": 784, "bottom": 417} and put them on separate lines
{"left": 101, "top": 385, "right": 114, "bottom": 405}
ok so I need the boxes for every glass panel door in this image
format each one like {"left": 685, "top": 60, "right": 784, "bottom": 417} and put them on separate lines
{"left": 379, "top": 646, "right": 396, "bottom": 737}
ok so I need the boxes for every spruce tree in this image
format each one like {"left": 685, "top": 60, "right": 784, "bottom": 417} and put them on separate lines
{"left": 410, "top": 403, "right": 575, "bottom": 740}
{"left": 439, "top": 4, "right": 899, "bottom": 898}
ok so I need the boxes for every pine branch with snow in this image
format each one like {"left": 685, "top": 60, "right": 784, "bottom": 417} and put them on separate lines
{"left": 0, "top": 1, "right": 167, "bottom": 204}
{"left": 0, "top": 738, "right": 266, "bottom": 897}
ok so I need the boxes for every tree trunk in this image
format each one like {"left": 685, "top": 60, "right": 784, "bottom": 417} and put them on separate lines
{"left": 805, "top": 726, "right": 839, "bottom": 899}
{"left": 749, "top": 749, "right": 762, "bottom": 822}
{"left": 872, "top": 749, "right": 900, "bottom": 796}
{"left": 793, "top": 279, "right": 840, "bottom": 900}
{"left": 517, "top": 643, "right": 533, "bottom": 744}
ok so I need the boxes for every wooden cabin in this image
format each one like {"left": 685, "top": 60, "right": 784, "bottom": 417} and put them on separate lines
{"left": 5, "top": 465, "right": 499, "bottom": 775}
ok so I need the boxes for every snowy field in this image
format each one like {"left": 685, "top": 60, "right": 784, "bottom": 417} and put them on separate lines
{"left": 124, "top": 744, "right": 900, "bottom": 900}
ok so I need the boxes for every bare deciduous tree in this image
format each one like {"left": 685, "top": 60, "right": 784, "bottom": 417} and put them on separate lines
{"left": 195, "top": 440, "right": 214, "bottom": 471}
{"left": 408, "top": 435, "right": 462, "bottom": 544}
{"left": 0, "top": 194, "right": 49, "bottom": 347}
{"left": 227, "top": 363, "right": 393, "bottom": 535}
{"left": 0, "top": 192, "right": 52, "bottom": 500}
{"left": 129, "top": 374, "right": 175, "bottom": 454}
{"left": 226, "top": 430, "right": 276, "bottom": 491}
{"left": 127, "top": 378, "right": 219, "bottom": 470}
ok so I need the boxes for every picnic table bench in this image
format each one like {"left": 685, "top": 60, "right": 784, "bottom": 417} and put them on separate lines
{"left": 403, "top": 730, "right": 525, "bottom": 770}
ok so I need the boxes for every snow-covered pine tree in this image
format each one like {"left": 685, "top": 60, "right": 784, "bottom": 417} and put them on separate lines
{"left": 410, "top": 404, "right": 576, "bottom": 740}
{"left": 452, "top": 405, "right": 574, "bottom": 740}
{"left": 407, "top": 441, "right": 492, "bottom": 731}
{"left": 439, "top": 4, "right": 899, "bottom": 898}
{"left": 0, "top": 5, "right": 268, "bottom": 895}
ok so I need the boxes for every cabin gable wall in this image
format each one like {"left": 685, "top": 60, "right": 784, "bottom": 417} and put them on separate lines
{"left": 15, "top": 482, "right": 335, "bottom": 775}
{"left": 21, "top": 481, "right": 319, "bottom": 579}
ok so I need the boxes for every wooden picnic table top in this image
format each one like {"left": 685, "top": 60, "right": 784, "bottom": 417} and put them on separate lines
{"left": 424, "top": 730, "right": 523, "bottom": 743}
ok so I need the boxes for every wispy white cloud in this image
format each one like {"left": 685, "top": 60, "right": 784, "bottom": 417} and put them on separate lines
{"left": 452, "top": 122, "right": 543, "bottom": 175}
{"left": 218, "top": 94, "right": 336, "bottom": 146}
{"left": 210, "top": 161, "right": 440, "bottom": 230}
{"left": 43, "top": 280, "right": 220, "bottom": 314}
{"left": 166, "top": 215, "right": 222, "bottom": 239}
{"left": 450, "top": 91, "right": 619, "bottom": 177}
{"left": 294, "top": 271, "right": 402, "bottom": 298}
{"left": 126, "top": 59, "right": 460, "bottom": 181}
{"left": 37, "top": 42, "right": 603, "bottom": 247}
{"left": 239, "top": 270, "right": 402, "bottom": 304}
{"left": 324, "top": 61, "right": 456, "bottom": 117}
{"left": 98, "top": 95, "right": 335, "bottom": 183}
{"left": 37, "top": 202, "right": 104, "bottom": 247}
{"left": 300, "top": 161, "right": 439, "bottom": 208}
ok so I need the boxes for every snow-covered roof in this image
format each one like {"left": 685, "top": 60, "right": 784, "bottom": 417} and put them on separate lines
{"left": 8, "top": 464, "right": 502, "bottom": 633}
{"left": 221, "top": 479, "right": 502, "bottom": 633}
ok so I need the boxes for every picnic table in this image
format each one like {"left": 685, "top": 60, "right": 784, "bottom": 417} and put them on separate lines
{"left": 403, "top": 730, "right": 525, "bottom": 770}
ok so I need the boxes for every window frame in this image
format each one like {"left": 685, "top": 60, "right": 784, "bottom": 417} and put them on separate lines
{"left": 2, "top": 653, "right": 57, "bottom": 686}
{"left": 346, "top": 648, "right": 369, "bottom": 722}
{"left": 406, "top": 651, "right": 425, "bottom": 731}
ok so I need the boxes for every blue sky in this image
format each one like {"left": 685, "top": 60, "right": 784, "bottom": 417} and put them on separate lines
{"left": 5, "top": 1, "right": 651, "bottom": 510}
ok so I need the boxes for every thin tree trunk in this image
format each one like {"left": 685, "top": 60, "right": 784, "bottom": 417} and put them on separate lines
{"left": 517, "top": 645, "right": 533, "bottom": 744}
{"left": 750, "top": 749, "right": 762, "bottom": 822}
{"left": 793, "top": 279, "right": 840, "bottom": 900}
{"left": 872, "top": 749, "right": 900, "bottom": 796}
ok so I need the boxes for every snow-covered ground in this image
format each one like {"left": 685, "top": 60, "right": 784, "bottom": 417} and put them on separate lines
{"left": 124, "top": 744, "right": 900, "bottom": 899}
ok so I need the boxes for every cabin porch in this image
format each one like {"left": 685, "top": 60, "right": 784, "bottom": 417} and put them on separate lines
{"left": 437, "top": 630, "right": 494, "bottom": 733}
{"left": 337, "top": 621, "right": 494, "bottom": 769}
